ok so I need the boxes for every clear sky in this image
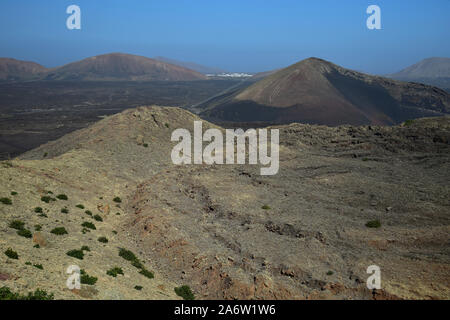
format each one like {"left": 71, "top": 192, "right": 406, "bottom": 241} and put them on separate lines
{"left": 0, "top": 0, "right": 449, "bottom": 73}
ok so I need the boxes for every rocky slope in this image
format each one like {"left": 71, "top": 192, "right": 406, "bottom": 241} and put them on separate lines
{"left": 1, "top": 106, "right": 449, "bottom": 299}
{"left": 200, "top": 58, "right": 450, "bottom": 126}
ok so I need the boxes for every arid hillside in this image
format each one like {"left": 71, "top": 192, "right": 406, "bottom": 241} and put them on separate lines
{"left": 0, "top": 58, "right": 48, "bottom": 81}
{"left": 1, "top": 106, "right": 449, "bottom": 300}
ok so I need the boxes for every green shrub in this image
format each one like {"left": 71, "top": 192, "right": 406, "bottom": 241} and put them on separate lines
{"left": 76, "top": 204, "right": 85, "bottom": 209}
{"left": 366, "top": 220, "right": 381, "bottom": 228}
{"left": 131, "top": 260, "right": 144, "bottom": 269}
{"left": 81, "top": 246, "right": 90, "bottom": 252}
{"left": 38, "top": 213, "right": 48, "bottom": 218}
{"left": 113, "top": 197, "right": 122, "bottom": 203}
{"left": 261, "top": 205, "right": 271, "bottom": 210}
{"left": 326, "top": 271, "right": 334, "bottom": 276}
{"left": 85, "top": 210, "right": 92, "bottom": 216}
{"left": 80, "top": 270, "right": 98, "bottom": 285}
{"left": 4, "top": 248, "right": 18, "bottom": 259}
{"left": 174, "top": 285, "right": 195, "bottom": 300}
{"left": 404, "top": 119, "right": 415, "bottom": 126}
{"left": 34, "top": 225, "right": 42, "bottom": 231}
{"left": 143, "top": 143, "right": 149, "bottom": 148}
{"left": 34, "top": 207, "right": 43, "bottom": 213}
{"left": 0, "top": 197, "right": 12, "bottom": 205}
{"left": 93, "top": 215, "right": 103, "bottom": 222}
{"left": 25, "top": 261, "right": 31, "bottom": 266}
{"left": 61, "top": 208, "right": 69, "bottom": 214}
{"left": 56, "top": 194, "right": 68, "bottom": 200}
{"left": 81, "top": 222, "right": 96, "bottom": 230}
{"left": 0, "top": 287, "right": 54, "bottom": 300}
{"left": 165, "top": 123, "right": 170, "bottom": 128}
{"left": 98, "top": 236, "right": 108, "bottom": 243}
{"left": 134, "top": 285, "right": 143, "bottom": 291}
{"left": 33, "top": 264, "right": 43, "bottom": 270}
{"left": 33, "top": 244, "right": 40, "bottom": 249}
{"left": 81, "top": 228, "right": 90, "bottom": 234}
{"left": 9, "top": 220, "right": 25, "bottom": 230}
{"left": 112, "top": 230, "right": 118, "bottom": 235}
{"left": 106, "top": 267, "right": 124, "bottom": 277}
{"left": 66, "top": 249, "right": 84, "bottom": 260}
{"left": 139, "top": 268, "right": 154, "bottom": 279}
{"left": 11, "top": 191, "right": 18, "bottom": 196}
{"left": 41, "top": 196, "right": 52, "bottom": 203}
{"left": 119, "top": 248, "right": 138, "bottom": 262}
{"left": 17, "top": 229, "right": 32, "bottom": 238}
{"left": 51, "top": 227, "right": 68, "bottom": 235}
{"left": 116, "top": 212, "right": 121, "bottom": 216}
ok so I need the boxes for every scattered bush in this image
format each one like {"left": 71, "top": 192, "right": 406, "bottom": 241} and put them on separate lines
{"left": 132, "top": 260, "right": 144, "bottom": 269}
{"left": 113, "top": 197, "right": 122, "bottom": 203}
{"left": 165, "top": 123, "right": 170, "bottom": 128}
{"left": 34, "top": 225, "right": 42, "bottom": 231}
{"left": 98, "top": 236, "right": 108, "bottom": 243}
{"left": 38, "top": 213, "right": 48, "bottom": 218}
{"left": 4, "top": 248, "right": 18, "bottom": 260}
{"left": 43, "top": 153, "right": 48, "bottom": 158}
{"left": 116, "top": 212, "right": 121, "bottom": 216}
{"left": 327, "top": 271, "right": 334, "bottom": 276}
{"left": 0, "top": 197, "right": 12, "bottom": 205}
{"left": 25, "top": 261, "right": 31, "bottom": 266}
{"left": 11, "top": 191, "right": 18, "bottom": 196}
{"left": 80, "top": 270, "right": 98, "bottom": 285}
{"left": 81, "top": 222, "right": 96, "bottom": 230}
{"left": 134, "top": 286, "right": 143, "bottom": 291}
{"left": 81, "top": 228, "right": 90, "bottom": 234}
{"left": 17, "top": 229, "right": 32, "bottom": 238}
{"left": 66, "top": 249, "right": 84, "bottom": 260}
{"left": 366, "top": 220, "right": 381, "bottom": 228}
{"left": 85, "top": 210, "right": 93, "bottom": 216}
{"left": 261, "top": 205, "right": 271, "bottom": 210}
{"left": 81, "top": 246, "right": 91, "bottom": 252}
{"left": 40, "top": 196, "right": 53, "bottom": 203}
{"left": 34, "top": 207, "right": 43, "bottom": 213}
{"left": 76, "top": 204, "right": 85, "bottom": 209}
{"left": 9, "top": 220, "right": 25, "bottom": 230}
{"left": 0, "top": 287, "right": 54, "bottom": 300}
{"left": 143, "top": 143, "right": 149, "bottom": 148}
{"left": 139, "top": 268, "right": 154, "bottom": 279}
{"left": 61, "top": 208, "right": 69, "bottom": 214}
{"left": 93, "top": 214, "right": 103, "bottom": 222}
{"left": 119, "top": 248, "right": 138, "bottom": 262}
{"left": 56, "top": 194, "right": 68, "bottom": 200}
{"left": 112, "top": 231, "right": 118, "bottom": 235}
{"left": 51, "top": 227, "right": 68, "bottom": 235}
{"left": 106, "top": 267, "right": 124, "bottom": 277}
{"left": 33, "top": 244, "right": 40, "bottom": 249}
{"left": 404, "top": 119, "right": 415, "bottom": 126}
{"left": 33, "top": 264, "right": 43, "bottom": 270}
{"left": 174, "top": 285, "right": 195, "bottom": 300}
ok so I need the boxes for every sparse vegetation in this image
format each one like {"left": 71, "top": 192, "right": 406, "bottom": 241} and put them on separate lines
{"left": 81, "top": 246, "right": 91, "bottom": 252}
{"left": 143, "top": 143, "right": 149, "bottom": 148}
{"left": 93, "top": 214, "right": 103, "bottom": 222}
{"left": 85, "top": 210, "right": 93, "bottom": 216}
{"left": 81, "top": 222, "right": 96, "bottom": 230}
{"left": 33, "top": 244, "right": 40, "bottom": 249}
{"left": 112, "top": 230, "right": 118, "bottom": 235}
{"left": 366, "top": 220, "right": 381, "bottom": 228}
{"left": 34, "top": 224, "right": 42, "bottom": 231}
{"left": 38, "top": 213, "right": 48, "bottom": 218}
{"left": 61, "top": 208, "right": 69, "bottom": 214}
{"left": 56, "top": 194, "right": 68, "bottom": 200}
{"left": 33, "top": 264, "right": 43, "bottom": 270}
{"left": 51, "top": 227, "right": 68, "bottom": 235}
{"left": 81, "top": 228, "right": 90, "bottom": 234}
{"left": 76, "top": 204, "right": 85, "bottom": 209}
{"left": 66, "top": 249, "right": 84, "bottom": 260}
{"left": 404, "top": 119, "right": 415, "bottom": 126}
{"left": 98, "top": 236, "right": 108, "bottom": 243}
{"left": 9, "top": 220, "right": 25, "bottom": 230}
{"left": 261, "top": 205, "right": 271, "bottom": 210}
{"left": 107, "top": 267, "right": 124, "bottom": 277}
{"left": 134, "top": 285, "right": 143, "bottom": 291}
{"left": 174, "top": 285, "right": 195, "bottom": 300}
{"left": 119, "top": 248, "right": 138, "bottom": 262}
{"left": 34, "top": 207, "right": 43, "bottom": 213}
{"left": 11, "top": 191, "right": 18, "bottom": 196}
{"left": 139, "top": 268, "right": 154, "bottom": 279}
{"left": 17, "top": 229, "right": 32, "bottom": 238}
{"left": 165, "top": 123, "right": 170, "bottom": 128}
{"left": 0, "top": 197, "right": 12, "bottom": 205}
{"left": 131, "top": 260, "right": 144, "bottom": 269}
{"left": 0, "top": 287, "right": 54, "bottom": 300}
{"left": 4, "top": 248, "right": 18, "bottom": 260}
{"left": 327, "top": 271, "right": 334, "bottom": 276}
{"left": 113, "top": 197, "right": 122, "bottom": 203}
{"left": 40, "top": 196, "right": 53, "bottom": 203}
{"left": 80, "top": 270, "right": 98, "bottom": 285}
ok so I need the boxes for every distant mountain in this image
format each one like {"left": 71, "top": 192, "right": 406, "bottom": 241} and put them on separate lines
{"left": 388, "top": 57, "right": 450, "bottom": 90}
{"left": 153, "top": 56, "right": 226, "bottom": 75}
{"left": 200, "top": 57, "right": 450, "bottom": 126}
{"left": 43, "top": 53, "right": 207, "bottom": 81}
{"left": 0, "top": 58, "right": 47, "bottom": 81}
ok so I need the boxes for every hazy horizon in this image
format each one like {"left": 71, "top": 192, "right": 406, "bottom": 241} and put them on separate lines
{"left": 1, "top": 0, "right": 450, "bottom": 74}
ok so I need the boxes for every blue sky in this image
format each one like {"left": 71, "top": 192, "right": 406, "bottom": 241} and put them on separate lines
{"left": 0, "top": 0, "right": 449, "bottom": 73}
